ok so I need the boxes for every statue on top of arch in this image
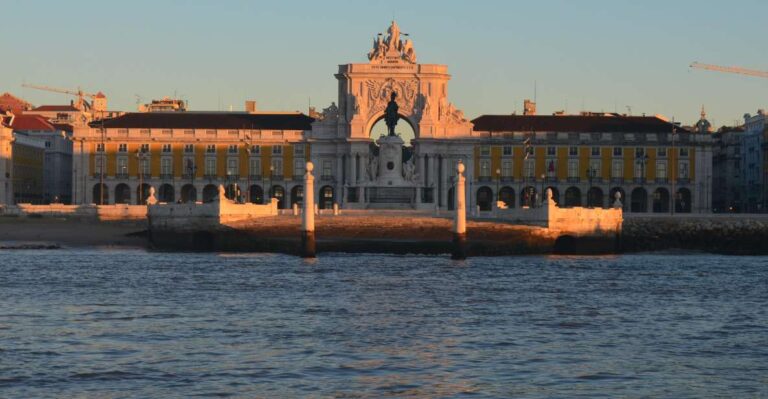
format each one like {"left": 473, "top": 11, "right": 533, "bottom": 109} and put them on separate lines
{"left": 367, "top": 20, "right": 417, "bottom": 64}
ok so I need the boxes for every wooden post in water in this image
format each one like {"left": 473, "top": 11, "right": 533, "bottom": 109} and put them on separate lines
{"left": 452, "top": 161, "right": 468, "bottom": 260}
{"left": 301, "top": 161, "right": 316, "bottom": 258}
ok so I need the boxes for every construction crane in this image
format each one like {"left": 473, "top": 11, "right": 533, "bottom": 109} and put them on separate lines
{"left": 690, "top": 62, "right": 768, "bottom": 79}
{"left": 21, "top": 83, "right": 107, "bottom": 112}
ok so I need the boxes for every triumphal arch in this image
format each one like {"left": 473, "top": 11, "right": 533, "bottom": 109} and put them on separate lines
{"left": 309, "top": 21, "right": 475, "bottom": 209}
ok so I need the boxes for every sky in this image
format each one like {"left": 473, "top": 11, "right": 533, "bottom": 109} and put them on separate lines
{"left": 2, "top": 0, "right": 767, "bottom": 128}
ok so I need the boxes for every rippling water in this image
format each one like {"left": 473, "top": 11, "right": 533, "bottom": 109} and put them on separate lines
{"left": 1, "top": 249, "right": 767, "bottom": 398}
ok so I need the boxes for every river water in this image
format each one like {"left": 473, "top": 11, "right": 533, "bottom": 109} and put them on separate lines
{"left": 0, "top": 249, "right": 766, "bottom": 398}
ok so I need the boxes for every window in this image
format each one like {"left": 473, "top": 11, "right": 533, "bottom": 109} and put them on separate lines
{"left": 139, "top": 129, "right": 150, "bottom": 135}
{"left": 44, "top": 141, "right": 51, "bottom": 149}
{"left": 140, "top": 143, "right": 150, "bottom": 153}
{"left": 679, "top": 148, "right": 689, "bottom": 157}
{"left": 524, "top": 159, "right": 535, "bottom": 178}
{"left": 589, "top": 159, "right": 601, "bottom": 177}
{"left": 612, "top": 159, "right": 623, "bottom": 178}
{"left": 272, "top": 145, "right": 283, "bottom": 155}
{"left": 480, "top": 160, "right": 490, "bottom": 177}
{"left": 117, "top": 157, "right": 128, "bottom": 175}
{"left": 322, "top": 160, "right": 332, "bottom": 179}
{"left": 206, "top": 144, "right": 216, "bottom": 153}
{"left": 658, "top": 147, "right": 667, "bottom": 157}
{"left": 271, "top": 158, "right": 283, "bottom": 176}
{"left": 162, "top": 129, "right": 172, "bottom": 135}
{"left": 480, "top": 145, "right": 490, "bottom": 156}
{"left": 184, "top": 144, "right": 194, "bottom": 153}
{"left": 294, "top": 144, "right": 304, "bottom": 157}
{"left": 227, "top": 158, "right": 238, "bottom": 176}
{"left": 635, "top": 147, "right": 645, "bottom": 157}
{"left": 161, "top": 158, "right": 172, "bottom": 175}
{"left": 503, "top": 145, "right": 512, "bottom": 156}
{"left": 162, "top": 144, "right": 172, "bottom": 153}
{"left": 656, "top": 161, "right": 667, "bottom": 179}
{"left": 568, "top": 159, "right": 579, "bottom": 178}
{"left": 613, "top": 147, "right": 623, "bottom": 157}
{"left": 502, "top": 160, "right": 512, "bottom": 177}
{"left": 183, "top": 129, "right": 194, "bottom": 135}
{"left": 118, "top": 143, "right": 127, "bottom": 153}
{"left": 139, "top": 158, "right": 150, "bottom": 175}
{"left": 294, "top": 159, "right": 305, "bottom": 176}
{"left": 249, "top": 158, "right": 261, "bottom": 176}
{"left": 183, "top": 157, "right": 195, "bottom": 175}
{"left": 251, "top": 145, "right": 260, "bottom": 154}
{"left": 679, "top": 161, "right": 690, "bottom": 179}
{"left": 95, "top": 157, "right": 104, "bottom": 174}
{"left": 569, "top": 146, "right": 578, "bottom": 156}
{"left": 96, "top": 143, "right": 105, "bottom": 152}
{"left": 634, "top": 161, "right": 644, "bottom": 178}
{"left": 591, "top": 147, "right": 600, "bottom": 156}
{"left": 546, "top": 159, "right": 556, "bottom": 178}
{"left": 205, "top": 158, "right": 216, "bottom": 175}
{"left": 547, "top": 146, "right": 556, "bottom": 156}
{"left": 228, "top": 144, "right": 238, "bottom": 154}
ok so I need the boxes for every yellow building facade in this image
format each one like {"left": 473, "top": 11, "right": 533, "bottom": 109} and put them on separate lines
{"left": 72, "top": 112, "right": 313, "bottom": 207}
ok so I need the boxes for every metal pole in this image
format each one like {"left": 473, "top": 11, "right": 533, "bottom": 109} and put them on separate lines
{"left": 671, "top": 128, "right": 676, "bottom": 216}
{"left": 100, "top": 120, "right": 105, "bottom": 205}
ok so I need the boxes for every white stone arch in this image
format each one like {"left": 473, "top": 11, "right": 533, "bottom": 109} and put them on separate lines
{"left": 364, "top": 110, "right": 419, "bottom": 139}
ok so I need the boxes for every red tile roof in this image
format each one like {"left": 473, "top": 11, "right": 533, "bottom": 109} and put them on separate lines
{"left": 0, "top": 92, "right": 33, "bottom": 114}
{"left": 472, "top": 114, "right": 690, "bottom": 133}
{"left": 10, "top": 115, "right": 56, "bottom": 131}
{"left": 101, "top": 112, "right": 314, "bottom": 130}
{"left": 32, "top": 105, "right": 80, "bottom": 112}
{"left": 94, "top": 91, "right": 106, "bottom": 98}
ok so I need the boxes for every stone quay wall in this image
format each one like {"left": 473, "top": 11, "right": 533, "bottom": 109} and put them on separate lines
{"left": 622, "top": 215, "right": 768, "bottom": 254}
{"left": 0, "top": 204, "right": 148, "bottom": 221}
{"left": 147, "top": 198, "right": 278, "bottom": 230}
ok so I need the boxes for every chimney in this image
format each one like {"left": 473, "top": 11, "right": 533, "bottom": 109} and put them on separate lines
{"left": 523, "top": 99, "right": 536, "bottom": 116}
{"left": 245, "top": 100, "right": 257, "bottom": 113}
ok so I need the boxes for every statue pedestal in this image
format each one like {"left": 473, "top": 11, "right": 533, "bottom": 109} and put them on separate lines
{"left": 376, "top": 135, "right": 405, "bottom": 185}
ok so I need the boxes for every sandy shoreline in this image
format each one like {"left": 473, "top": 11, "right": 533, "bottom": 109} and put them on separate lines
{"left": 0, "top": 217, "right": 148, "bottom": 249}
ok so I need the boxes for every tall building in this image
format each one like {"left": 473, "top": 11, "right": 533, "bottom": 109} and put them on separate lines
{"left": 10, "top": 115, "right": 73, "bottom": 203}
{"left": 12, "top": 132, "right": 45, "bottom": 204}
{"left": 712, "top": 125, "right": 744, "bottom": 212}
{"left": 740, "top": 110, "right": 768, "bottom": 212}
{"left": 69, "top": 21, "right": 714, "bottom": 213}
{"left": 0, "top": 111, "right": 14, "bottom": 205}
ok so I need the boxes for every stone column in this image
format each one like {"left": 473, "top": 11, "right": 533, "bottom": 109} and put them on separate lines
{"left": 452, "top": 161, "right": 467, "bottom": 260}
{"left": 440, "top": 156, "right": 448, "bottom": 208}
{"left": 301, "top": 161, "right": 316, "bottom": 258}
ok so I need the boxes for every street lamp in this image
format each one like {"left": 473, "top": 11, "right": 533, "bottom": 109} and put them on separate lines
{"left": 135, "top": 149, "right": 147, "bottom": 205}
{"left": 268, "top": 164, "right": 275, "bottom": 204}
{"left": 540, "top": 173, "right": 545, "bottom": 207}
{"left": 245, "top": 146, "right": 252, "bottom": 203}
{"left": 495, "top": 167, "right": 501, "bottom": 203}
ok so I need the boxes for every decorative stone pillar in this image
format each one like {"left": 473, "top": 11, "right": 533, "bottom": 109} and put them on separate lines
{"left": 452, "top": 161, "right": 467, "bottom": 260}
{"left": 301, "top": 161, "right": 316, "bottom": 258}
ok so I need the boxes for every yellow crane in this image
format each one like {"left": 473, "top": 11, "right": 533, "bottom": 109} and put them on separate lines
{"left": 21, "top": 83, "right": 107, "bottom": 112}
{"left": 690, "top": 62, "right": 768, "bottom": 79}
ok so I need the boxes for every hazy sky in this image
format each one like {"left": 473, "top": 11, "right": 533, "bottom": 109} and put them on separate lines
{"left": 2, "top": 0, "right": 766, "bottom": 127}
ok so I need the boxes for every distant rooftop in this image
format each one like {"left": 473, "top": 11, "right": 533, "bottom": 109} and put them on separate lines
{"left": 31, "top": 105, "right": 80, "bottom": 112}
{"left": 472, "top": 114, "right": 690, "bottom": 133}
{"left": 100, "top": 112, "right": 314, "bottom": 130}
{"left": 10, "top": 114, "right": 56, "bottom": 131}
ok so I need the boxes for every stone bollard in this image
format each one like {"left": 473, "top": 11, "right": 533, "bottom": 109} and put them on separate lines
{"left": 301, "top": 162, "right": 316, "bottom": 258}
{"left": 434, "top": 203, "right": 440, "bottom": 217}
{"left": 452, "top": 161, "right": 468, "bottom": 260}
{"left": 292, "top": 202, "right": 299, "bottom": 216}
{"left": 476, "top": 205, "right": 481, "bottom": 217}
{"left": 314, "top": 204, "right": 319, "bottom": 215}
{"left": 333, "top": 203, "right": 340, "bottom": 216}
